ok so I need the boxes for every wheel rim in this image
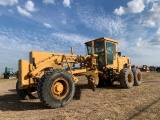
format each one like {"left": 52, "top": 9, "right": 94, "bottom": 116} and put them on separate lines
{"left": 137, "top": 73, "right": 141, "bottom": 81}
{"left": 128, "top": 73, "right": 132, "bottom": 83}
{"left": 51, "top": 78, "right": 69, "bottom": 100}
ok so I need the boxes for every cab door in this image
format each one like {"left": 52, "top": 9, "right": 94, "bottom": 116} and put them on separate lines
{"left": 106, "top": 42, "right": 116, "bottom": 68}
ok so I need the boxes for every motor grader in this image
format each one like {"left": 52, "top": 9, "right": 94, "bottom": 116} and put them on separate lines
{"left": 16, "top": 37, "right": 142, "bottom": 108}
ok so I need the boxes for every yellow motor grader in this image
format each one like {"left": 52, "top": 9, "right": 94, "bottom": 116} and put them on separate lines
{"left": 16, "top": 37, "right": 142, "bottom": 108}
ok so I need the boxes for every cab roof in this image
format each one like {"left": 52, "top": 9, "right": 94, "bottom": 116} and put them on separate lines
{"left": 85, "top": 37, "right": 118, "bottom": 44}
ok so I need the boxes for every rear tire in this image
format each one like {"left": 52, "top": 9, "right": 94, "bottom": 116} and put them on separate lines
{"left": 16, "top": 80, "right": 38, "bottom": 100}
{"left": 119, "top": 68, "right": 134, "bottom": 88}
{"left": 37, "top": 70, "right": 75, "bottom": 109}
{"left": 132, "top": 68, "right": 142, "bottom": 86}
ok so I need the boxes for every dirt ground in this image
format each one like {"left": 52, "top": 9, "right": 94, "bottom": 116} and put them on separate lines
{"left": 0, "top": 72, "right": 160, "bottom": 120}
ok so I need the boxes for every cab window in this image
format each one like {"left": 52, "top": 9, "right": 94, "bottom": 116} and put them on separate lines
{"left": 86, "top": 44, "right": 92, "bottom": 54}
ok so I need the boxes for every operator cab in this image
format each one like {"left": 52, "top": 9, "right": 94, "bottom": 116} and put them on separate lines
{"left": 5, "top": 67, "right": 14, "bottom": 74}
{"left": 85, "top": 37, "right": 118, "bottom": 70}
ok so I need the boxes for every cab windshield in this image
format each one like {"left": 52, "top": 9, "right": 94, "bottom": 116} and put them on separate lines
{"left": 94, "top": 40, "right": 105, "bottom": 65}
{"left": 86, "top": 40, "right": 105, "bottom": 65}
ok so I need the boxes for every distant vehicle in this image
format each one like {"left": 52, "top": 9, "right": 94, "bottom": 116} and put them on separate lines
{"left": 149, "top": 66, "right": 156, "bottom": 71}
{"left": 4, "top": 67, "right": 14, "bottom": 79}
{"left": 137, "top": 65, "right": 150, "bottom": 72}
{"left": 156, "top": 67, "right": 160, "bottom": 72}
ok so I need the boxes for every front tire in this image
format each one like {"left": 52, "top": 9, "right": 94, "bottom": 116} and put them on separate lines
{"left": 119, "top": 68, "right": 134, "bottom": 88}
{"left": 37, "top": 70, "right": 75, "bottom": 109}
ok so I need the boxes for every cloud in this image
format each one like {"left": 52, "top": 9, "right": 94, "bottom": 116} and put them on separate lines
{"left": 17, "top": 1, "right": 37, "bottom": 17}
{"left": 25, "top": 0, "right": 37, "bottom": 12}
{"left": 134, "top": 37, "right": 148, "bottom": 47}
{"left": 52, "top": 32, "right": 91, "bottom": 44}
{"left": 114, "top": 0, "right": 145, "bottom": 15}
{"left": 127, "top": 0, "right": 145, "bottom": 13}
{"left": 0, "top": 29, "right": 45, "bottom": 74}
{"left": 63, "top": 0, "right": 71, "bottom": 7}
{"left": 42, "top": 0, "right": 55, "bottom": 4}
{"left": 140, "top": 2, "right": 160, "bottom": 27}
{"left": 0, "top": 0, "right": 18, "bottom": 6}
{"left": 51, "top": 32, "right": 93, "bottom": 54}
{"left": 8, "top": 9, "right": 14, "bottom": 13}
{"left": 43, "top": 23, "right": 52, "bottom": 28}
{"left": 17, "top": 6, "right": 31, "bottom": 17}
{"left": 123, "top": 36, "right": 160, "bottom": 66}
{"left": 149, "top": 28, "right": 160, "bottom": 45}
{"left": 78, "top": 7, "right": 126, "bottom": 37}
{"left": 146, "top": 0, "right": 159, "bottom": 3}
{"left": 114, "top": 6, "right": 125, "bottom": 15}
{"left": 42, "top": 0, "right": 71, "bottom": 7}
{"left": 128, "top": 43, "right": 160, "bottom": 65}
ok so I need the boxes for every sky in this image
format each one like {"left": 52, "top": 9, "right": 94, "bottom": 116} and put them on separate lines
{"left": 0, "top": 0, "right": 160, "bottom": 73}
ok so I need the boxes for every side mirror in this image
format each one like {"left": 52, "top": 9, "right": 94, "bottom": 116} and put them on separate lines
{"left": 118, "top": 52, "right": 121, "bottom": 56}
